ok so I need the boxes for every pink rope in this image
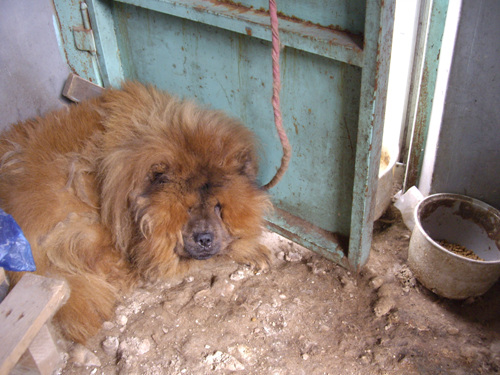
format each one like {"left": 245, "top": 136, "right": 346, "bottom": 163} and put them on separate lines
{"left": 262, "top": 0, "right": 292, "bottom": 190}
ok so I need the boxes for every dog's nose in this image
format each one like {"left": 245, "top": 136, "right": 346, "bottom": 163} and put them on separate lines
{"left": 194, "top": 232, "right": 214, "bottom": 249}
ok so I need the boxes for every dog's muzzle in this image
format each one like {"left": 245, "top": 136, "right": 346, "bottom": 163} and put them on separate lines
{"left": 185, "top": 231, "right": 220, "bottom": 260}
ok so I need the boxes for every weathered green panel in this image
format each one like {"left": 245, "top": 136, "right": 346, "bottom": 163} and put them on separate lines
{"left": 109, "top": 3, "right": 361, "bottom": 235}
{"left": 348, "top": 0, "right": 395, "bottom": 267}
{"left": 53, "top": 0, "right": 102, "bottom": 85}
{"left": 53, "top": 0, "right": 395, "bottom": 270}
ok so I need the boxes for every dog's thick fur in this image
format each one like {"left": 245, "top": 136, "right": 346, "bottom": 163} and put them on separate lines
{"left": 0, "top": 82, "right": 271, "bottom": 343}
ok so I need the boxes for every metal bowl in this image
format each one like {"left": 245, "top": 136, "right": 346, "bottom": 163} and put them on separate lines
{"left": 408, "top": 193, "right": 500, "bottom": 299}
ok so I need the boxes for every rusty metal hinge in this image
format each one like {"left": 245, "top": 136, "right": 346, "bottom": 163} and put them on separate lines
{"left": 73, "top": 2, "right": 96, "bottom": 53}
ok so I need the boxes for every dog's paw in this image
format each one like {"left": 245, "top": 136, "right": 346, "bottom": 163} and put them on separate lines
{"left": 244, "top": 244, "right": 272, "bottom": 271}
{"left": 229, "top": 242, "right": 272, "bottom": 271}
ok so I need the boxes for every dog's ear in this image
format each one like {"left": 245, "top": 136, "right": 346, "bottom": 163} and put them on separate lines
{"left": 237, "top": 149, "right": 258, "bottom": 181}
{"left": 148, "top": 163, "right": 169, "bottom": 185}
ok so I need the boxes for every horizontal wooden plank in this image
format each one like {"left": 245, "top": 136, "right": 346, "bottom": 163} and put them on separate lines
{"left": 0, "top": 274, "right": 69, "bottom": 375}
{"left": 113, "top": 0, "right": 364, "bottom": 66}
{"left": 266, "top": 208, "right": 350, "bottom": 268}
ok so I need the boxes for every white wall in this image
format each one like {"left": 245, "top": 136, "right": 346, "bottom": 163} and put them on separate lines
{"left": 383, "top": 0, "right": 420, "bottom": 162}
{"left": 418, "top": 0, "right": 462, "bottom": 196}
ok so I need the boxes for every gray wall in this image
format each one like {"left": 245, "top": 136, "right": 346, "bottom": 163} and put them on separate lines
{"left": 430, "top": 0, "right": 500, "bottom": 209}
{"left": 0, "top": 0, "right": 70, "bottom": 130}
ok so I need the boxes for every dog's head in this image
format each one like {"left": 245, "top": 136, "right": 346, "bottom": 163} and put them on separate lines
{"left": 142, "top": 161, "right": 238, "bottom": 262}
{"left": 97, "top": 83, "right": 271, "bottom": 279}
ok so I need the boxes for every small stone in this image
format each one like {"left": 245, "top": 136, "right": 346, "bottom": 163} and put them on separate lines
{"left": 395, "top": 265, "right": 416, "bottom": 292}
{"left": 137, "top": 339, "right": 151, "bottom": 355}
{"left": 205, "top": 350, "right": 223, "bottom": 364}
{"left": 205, "top": 351, "right": 245, "bottom": 371}
{"left": 302, "top": 353, "right": 310, "bottom": 360}
{"left": 285, "top": 252, "right": 302, "bottom": 262}
{"left": 460, "top": 344, "right": 481, "bottom": 363}
{"left": 70, "top": 344, "right": 101, "bottom": 367}
{"left": 377, "top": 283, "right": 394, "bottom": 298}
{"left": 102, "top": 336, "right": 119, "bottom": 356}
{"left": 446, "top": 326, "right": 460, "bottom": 335}
{"left": 339, "top": 276, "right": 356, "bottom": 292}
{"left": 490, "top": 340, "right": 500, "bottom": 359}
{"left": 369, "top": 276, "right": 385, "bottom": 290}
{"left": 102, "top": 321, "right": 115, "bottom": 330}
{"left": 319, "top": 324, "right": 330, "bottom": 332}
{"left": 230, "top": 269, "right": 249, "bottom": 281}
{"left": 229, "top": 344, "right": 257, "bottom": 365}
{"left": 116, "top": 315, "right": 128, "bottom": 326}
{"left": 194, "top": 289, "right": 215, "bottom": 308}
{"left": 374, "top": 296, "right": 396, "bottom": 317}
{"left": 185, "top": 276, "right": 195, "bottom": 283}
{"left": 119, "top": 337, "right": 151, "bottom": 356}
{"left": 225, "top": 357, "right": 245, "bottom": 371}
{"left": 361, "top": 265, "right": 377, "bottom": 279}
{"left": 308, "top": 261, "right": 327, "bottom": 275}
{"left": 359, "top": 353, "right": 372, "bottom": 365}
{"left": 212, "top": 278, "right": 235, "bottom": 297}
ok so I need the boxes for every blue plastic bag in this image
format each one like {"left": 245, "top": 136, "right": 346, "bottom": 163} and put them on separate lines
{"left": 0, "top": 208, "right": 36, "bottom": 272}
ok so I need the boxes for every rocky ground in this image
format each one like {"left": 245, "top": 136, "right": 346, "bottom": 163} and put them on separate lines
{"left": 58, "top": 207, "right": 500, "bottom": 375}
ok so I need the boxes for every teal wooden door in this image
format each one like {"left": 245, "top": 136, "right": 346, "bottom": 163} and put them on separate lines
{"left": 53, "top": 0, "right": 395, "bottom": 270}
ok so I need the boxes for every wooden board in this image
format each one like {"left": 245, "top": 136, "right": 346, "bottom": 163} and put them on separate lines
{"left": 63, "top": 73, "right": 104, "bottom": 102}
{"left": 10, "top": 325, "right": 61, "bottom": 375}
{"left": 0, "top": 274, "right": 69, "bottom": 375}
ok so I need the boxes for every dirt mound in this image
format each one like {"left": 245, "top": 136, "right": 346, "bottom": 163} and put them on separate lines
{"left": 59, "top": 210, "right": 500, "bottom": 374}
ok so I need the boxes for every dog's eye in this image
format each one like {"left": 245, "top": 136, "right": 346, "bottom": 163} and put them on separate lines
{"left": 148, "top": 163, "right": 169, "bottom": 185}
{"left": 151, "top": 172, "right": 169, "bottom": 185}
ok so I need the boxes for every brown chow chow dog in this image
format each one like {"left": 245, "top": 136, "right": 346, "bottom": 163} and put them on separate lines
{"left": 0, "top": 82, "right": 271, "bottom": 343}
